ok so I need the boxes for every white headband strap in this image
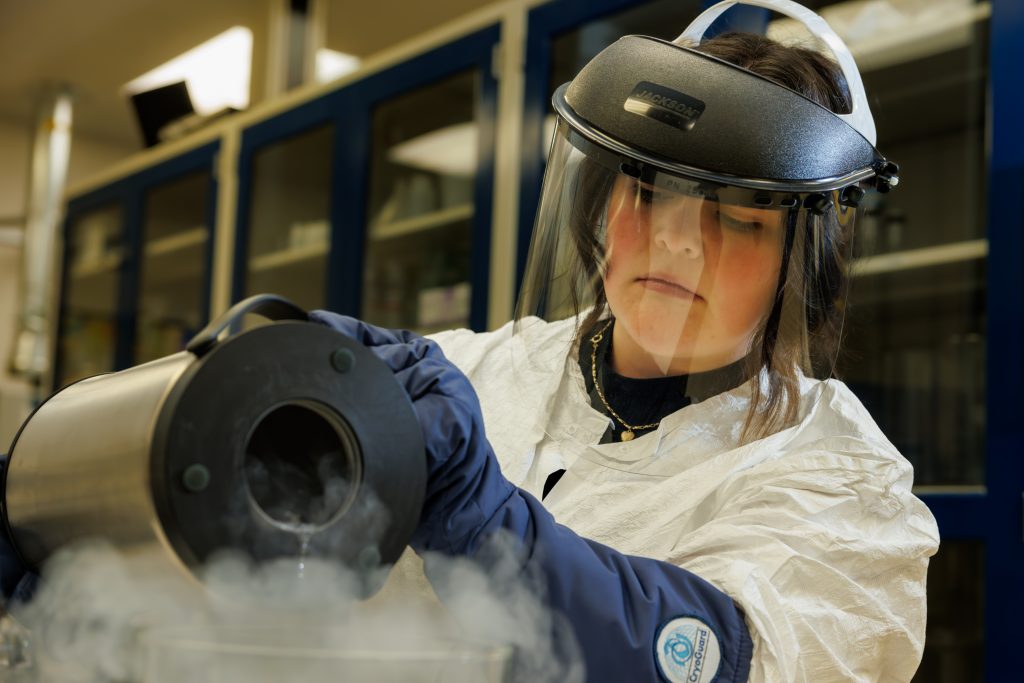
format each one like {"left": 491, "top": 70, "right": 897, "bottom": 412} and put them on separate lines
{"left": 675, "top": 0, "right": 876, "bottom": 145}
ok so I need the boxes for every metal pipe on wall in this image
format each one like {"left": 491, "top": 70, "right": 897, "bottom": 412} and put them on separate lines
{"left": 8, "top": 85, "right": 74, "bottom": 390}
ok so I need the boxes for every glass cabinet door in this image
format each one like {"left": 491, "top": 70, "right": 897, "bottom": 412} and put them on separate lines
{"left": 134, "top": 170, "right": 212, "bottom": 364}
{"left": 57, "top": 202, "right": 124, "bottom": 386}
{"left": 829, "top": 3, "right": 990, "bottom": 489}
{"left": 820, "top": 4, "right": 992, "bottom": 679}
{"left": 243, "top": 124, "right": 334, "bottom": 311}
{"left": 361, "top": 70, "right": 478, "bottom": 333}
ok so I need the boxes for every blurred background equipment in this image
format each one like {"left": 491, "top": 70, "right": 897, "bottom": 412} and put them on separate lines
{"left": 7, "top": 86, "right": 73, "bottom": 391}
{"left": 129, "top": 81, "right": 195, "bottom": 148}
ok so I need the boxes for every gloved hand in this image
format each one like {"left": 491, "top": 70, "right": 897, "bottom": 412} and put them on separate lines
{"left": 1, "top": 456, "right": 37, "bottom": 606}
{"left": 309, "top": 312, "right": 753, "bottom": 682}
{"left": 307, "top": 313, "right": 515, "bottom": 555}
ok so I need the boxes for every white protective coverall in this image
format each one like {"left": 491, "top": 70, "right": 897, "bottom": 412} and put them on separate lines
{"left": 423, "top": 314, "right": 940, "bottom": 682}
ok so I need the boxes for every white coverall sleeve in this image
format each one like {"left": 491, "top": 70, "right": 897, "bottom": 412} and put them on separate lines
{"left": 669, "top": 447, "right": 938, "bottom": 682}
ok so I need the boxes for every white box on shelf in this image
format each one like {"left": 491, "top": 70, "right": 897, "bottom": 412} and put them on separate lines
{"left": 417, "top": 282, "right": 471, "bottom": 328}
{"left": 288, "top": 220, "right": 330, "bottom": 249}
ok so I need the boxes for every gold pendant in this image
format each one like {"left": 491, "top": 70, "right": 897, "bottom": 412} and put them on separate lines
{"left": 620, "top": 430, "right": 635, "bottom": 442}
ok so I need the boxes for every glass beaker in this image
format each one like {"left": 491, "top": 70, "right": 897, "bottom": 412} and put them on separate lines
{"left": 140, "top": 623, "right": 511, "bottom": 683}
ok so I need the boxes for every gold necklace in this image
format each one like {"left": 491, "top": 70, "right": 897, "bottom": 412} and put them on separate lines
{"left": 589, "top": 319, "right": 660, "bottom": 442}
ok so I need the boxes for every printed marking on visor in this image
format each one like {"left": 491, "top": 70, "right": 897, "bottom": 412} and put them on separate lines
{"left": 625, "top": 81, "right": 706, "bottom": 131}
{"left": 655, "top": 617, "right": 722, "bottom": 683}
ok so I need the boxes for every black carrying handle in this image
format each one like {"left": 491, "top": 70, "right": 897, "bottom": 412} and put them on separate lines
{"left": 185, "top": 294, "right": 309, "bottom": 357}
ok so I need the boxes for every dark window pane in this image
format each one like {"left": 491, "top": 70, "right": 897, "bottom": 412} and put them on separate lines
{"left": 362, "top": 69, "right": 477, "bottom": 333}
{"left": 135, "top": 170, "right": 211, "bottom": 363}
{"left": 840, "top": 19, "right": 989, "bottom": 486}
{"left": 245, "top": 124, "right": 334, "bottom": 311}
{"left": 59, "top": 202, "right": 123, "bottom": 386}
{"left": 914, "top": 540, "right": 984, "bottom": 682}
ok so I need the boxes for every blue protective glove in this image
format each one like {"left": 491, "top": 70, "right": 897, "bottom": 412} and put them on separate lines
{"left": 309, "top": 312, "right": 753, "bottom": 683}
{"left": 1, "top": 455, "right": 37, "bottom": 605}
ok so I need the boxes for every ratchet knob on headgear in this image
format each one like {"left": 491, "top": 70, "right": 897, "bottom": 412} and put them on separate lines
{"left": 874, "top": 161, "right": 900, "bottom": 193}
{"left": 803, "top": 193, "right": 830, "bottom": 215}
{"left": 839, "top": 186, "right": 865, "bottom": 207}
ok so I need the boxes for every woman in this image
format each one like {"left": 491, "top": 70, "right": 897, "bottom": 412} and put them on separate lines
{"left": 313, "top": 1, "right": 938, "bottom": 681}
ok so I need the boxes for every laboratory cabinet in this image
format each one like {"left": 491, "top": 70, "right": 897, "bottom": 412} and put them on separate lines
{"left": 232, "top": 25, "right": 499, "bottom": 332}
{"left": 52, "top": 0, "right": 1023, "bottom": 679}
{"left": 56, "top": 142, "right": 218, "bottom": 387}
{"left": 839, "top": 8, "right": 993, "bottom": 680}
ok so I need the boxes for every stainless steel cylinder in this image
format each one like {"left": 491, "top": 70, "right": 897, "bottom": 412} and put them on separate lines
{"left": 2, "top": 297, "right": 426, "bottom": 579}
{"left": 4, "top": 352, "right": 192, "bottom": 567}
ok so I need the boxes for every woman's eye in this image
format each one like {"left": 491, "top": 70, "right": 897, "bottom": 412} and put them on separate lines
{"left": 717, "top": 211, "right": 762, "bottom": 232}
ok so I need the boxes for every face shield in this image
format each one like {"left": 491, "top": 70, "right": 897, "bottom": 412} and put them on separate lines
{"left": 517, "top": 120, "right": 855, "bottom": 380}
{"left": 507, "top": 0, "right": 898, "bottom": 462}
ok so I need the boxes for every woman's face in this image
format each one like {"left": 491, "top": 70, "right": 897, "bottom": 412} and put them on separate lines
{"left": 602, "top": 177, "right": 787, "bottom": 377}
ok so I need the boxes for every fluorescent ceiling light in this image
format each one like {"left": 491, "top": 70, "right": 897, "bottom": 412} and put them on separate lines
{"left": 316, "top": 49, "right": 361, "bottom": 83}
{"left": 123, "top": 26, "right": 252, "bottom": 115}
{"left": 387, "top": 122, "right": 478, "bottom": 177}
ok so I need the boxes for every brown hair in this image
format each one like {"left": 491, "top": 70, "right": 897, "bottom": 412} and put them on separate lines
{"left": 566, "top": 31, "right": 857, "bottom": 442}
{"left": 697, "top": 33, "right": 854, "bottom": 441}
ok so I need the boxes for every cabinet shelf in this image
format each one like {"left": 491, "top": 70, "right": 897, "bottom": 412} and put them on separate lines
{"left": 69, "top": 251, "right": 123, "bottom": 278}
{"left": 144, "top": 227, "right": 207, "bottom": 257}
{"left": 249, "top": 241, "right": 329, "bottom": 272}
{"left": 137, "top": 227, "right": 209, "bottom": 288}
{"left": 852, "top": 238, "right": 987, "bottom": 277}
{"left": 850, "top": 2, "right": 991, "bottom": 72}
{"left": 768, "top": 2, "right": 990, "bottom": 73}
{"left": 370, "top": 203, "right": 473, "bottom": 241}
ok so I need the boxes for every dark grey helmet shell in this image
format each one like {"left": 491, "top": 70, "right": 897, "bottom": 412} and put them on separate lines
{"left": 556, "top": 35, "right": 887, "bottom": 193}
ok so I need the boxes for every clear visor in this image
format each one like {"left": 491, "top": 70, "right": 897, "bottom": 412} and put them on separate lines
{"left": 511, "top": 120, "right": 856, "bottom": 466}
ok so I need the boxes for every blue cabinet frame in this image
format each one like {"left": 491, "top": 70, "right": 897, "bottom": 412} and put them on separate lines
{"left": 517, "top": 0, "right": 643, "bottom": 288}
{"left": 234, "top": 25, "right": 500, "bottom": 331}
{"left": 973, "top": 0, "right": 1024, "bottom": 675}
{"left": 56, "top": 142, "right": 219, "bottom": 387}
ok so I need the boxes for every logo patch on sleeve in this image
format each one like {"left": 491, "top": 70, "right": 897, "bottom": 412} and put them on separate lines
{"left": 654, "top": 617, "right": 722, "bottom": 683}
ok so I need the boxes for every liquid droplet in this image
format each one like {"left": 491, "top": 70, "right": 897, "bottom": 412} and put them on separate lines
{"left": 296, "top": 528, "right": 313, "bottom": 579}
